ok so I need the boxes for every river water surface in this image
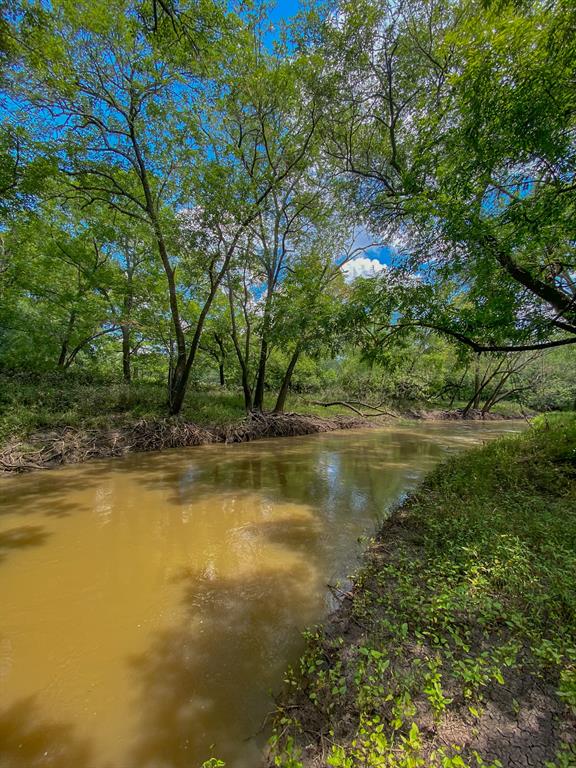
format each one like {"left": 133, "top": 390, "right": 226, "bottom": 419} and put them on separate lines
{"left": 0, "top": 421, "right": 524, "bottom": 768}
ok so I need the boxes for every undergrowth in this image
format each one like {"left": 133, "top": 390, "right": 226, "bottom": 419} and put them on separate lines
{"left": 0, "top": 372, "right": 527, "bottom": 450}
{"left": 0, "top": 374, "right": 358, "bottom": 446}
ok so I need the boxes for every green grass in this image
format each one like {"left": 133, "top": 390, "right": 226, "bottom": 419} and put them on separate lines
{"left": 0, "top": 374, "right": 358, "bottom": 447}
{"left": 269, "top": 414, "right": 576, "bottom": 768}
{"left": 0, "top": 371, "right": 533, "bottom": 450}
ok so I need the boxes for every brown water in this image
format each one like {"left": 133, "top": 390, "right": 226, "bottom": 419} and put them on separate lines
{"left": 0, "top": 421, "right": 524, "bottom": 768}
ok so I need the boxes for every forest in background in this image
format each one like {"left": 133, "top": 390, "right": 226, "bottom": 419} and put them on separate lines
{"left": 0, "top": 0, "right": 575, "bottom": 441}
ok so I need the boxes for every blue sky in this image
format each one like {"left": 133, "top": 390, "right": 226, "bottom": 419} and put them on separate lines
{"left": 265, "top": 0, "right": 394, "bottom": 278}
{"left": 269, "top": 0, "right": 303, "bottom": 23}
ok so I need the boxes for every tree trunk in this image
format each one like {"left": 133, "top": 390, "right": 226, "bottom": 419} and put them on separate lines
{"left": 273, "top": 347, "right": 300, "bottom": 413}
{"left": 169, "top": 357, "right": 188, "bottom": 411}
{"left": 485, "top": 234, "right": 576, "bottom": 323}
{"left": 214, "top": 333, "right": 226, "bottom": 387}
{"left": 481, "top": 370, "right": 513, "bottom": 415}
{"left": 121, "top": 270, "right": 134, "bottom": 383}
{"left": 227, "top": 283, "right": 253, "bottom": 410}
{"left": 253, "top": 338, "right": 268, "bottom": 411}
{"left": 57, "top": 310, "right": 77, "bottom": 368}
{"left": 253, "top": 289, "right": 273, "bottom": 412}
{"left": 472, "top": 354, "right": 482, "bottom": 409}
{"left": 168, "top": 280, "right": 223, "bottom": 415}
{"left": 449, "top": 364, "right": 469, "bottom": 407}
{"left": 57, "top": 339, "right": 69, "bottom": 368}
{"left": 242, "top": 380, "right": 253, "bottom": 410}
{"left": 129, "top": 122, "right": 188, "bottom": 409}
{"left": 121, "top": 324, "right": 131, "bottom": 383}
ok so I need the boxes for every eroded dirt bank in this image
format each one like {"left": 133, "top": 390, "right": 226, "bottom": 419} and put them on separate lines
{"left": 0, "top": 412, "right": 368, "bottom": 474}
{"left": 0, "top": 407, "right": 527, "bottom": 475}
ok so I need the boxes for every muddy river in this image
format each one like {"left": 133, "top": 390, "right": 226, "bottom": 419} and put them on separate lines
{"left": 0, "top": 421, "right": 524, "bottom": 768}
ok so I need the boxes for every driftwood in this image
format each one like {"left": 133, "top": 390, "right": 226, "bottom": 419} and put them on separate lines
{"left": 312, "top": 400, "right": 397, "bottom": 418}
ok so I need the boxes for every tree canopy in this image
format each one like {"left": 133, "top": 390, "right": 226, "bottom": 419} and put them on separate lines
{"left": 0, "top": 0, "right": 574, "bottom": 415}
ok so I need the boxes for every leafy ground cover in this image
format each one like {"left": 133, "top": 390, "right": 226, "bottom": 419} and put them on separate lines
{"left": 269, "top": 414, "right": 576, "bottom": 768}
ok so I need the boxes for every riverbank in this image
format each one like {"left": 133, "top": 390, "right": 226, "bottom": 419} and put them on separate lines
{"left": 0, "top": 375, "right": 527, "bottom": 474}
{"left": 0, "top": 409, "right": 527, "bottom": 474}
{"left": 0, "top": 411, "right": 370, "bottom": 473}
{"left": 268, "top": 413, "right": 576, "bottom": 768}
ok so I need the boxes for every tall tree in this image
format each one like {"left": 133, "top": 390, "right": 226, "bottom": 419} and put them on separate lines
{"left": 306, "top": 0, "right": 576, "bottom": 353}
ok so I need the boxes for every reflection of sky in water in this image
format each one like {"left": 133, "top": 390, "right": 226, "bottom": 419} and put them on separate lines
{"left": 179, "top": 464, "right": 200, "bottom": 492}
{"left": 317, "top": 453, "right": 341, "bottom": 482}
{"left": 95, "top": 483, "right": 112, "bottom": 524}
{"left": 316, "top": 452, "right": 344, "bottom": 516}
{"left": 350, "top": 490, "right": 369, "bottom": 514}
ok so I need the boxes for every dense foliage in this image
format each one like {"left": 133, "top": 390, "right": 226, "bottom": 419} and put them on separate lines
{"left": 0, "top": 0, "right": 574, "bottom": 422}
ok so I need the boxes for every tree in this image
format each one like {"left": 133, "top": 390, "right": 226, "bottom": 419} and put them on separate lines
{"left": 10, "top": 0, "right": 327, "bottom": 412}
{"left": 10, "top": 0, "right": 238, "bottom": 409}
{"left": 198, "top": 291, "right": 232, "bottom": 387}
{"left": 305, "top": 0, "right": 576, "bottom": 354}
{"left": 0, "top": 206, "right": 120, "bottom": 372}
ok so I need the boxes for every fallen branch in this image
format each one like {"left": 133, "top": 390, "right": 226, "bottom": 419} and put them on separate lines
{"left": 312, "top": 400, "right": 397, "bottom": 418}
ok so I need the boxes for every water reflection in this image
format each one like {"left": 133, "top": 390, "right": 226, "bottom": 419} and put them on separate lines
{"left": 0, "top": 421, "right": 523, "bottom": 767}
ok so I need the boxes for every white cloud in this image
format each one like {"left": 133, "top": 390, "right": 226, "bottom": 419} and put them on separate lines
{"left": 342, "top": 256, "right": 386, "bottom": 283}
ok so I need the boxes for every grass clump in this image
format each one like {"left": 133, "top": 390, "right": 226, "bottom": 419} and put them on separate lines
{"left": 269, "top": 413, "right": 576, "bottom": 768}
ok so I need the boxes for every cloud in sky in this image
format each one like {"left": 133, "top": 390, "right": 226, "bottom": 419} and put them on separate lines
{"left": 342, "top": 256, "right": 387, "bottom": 282}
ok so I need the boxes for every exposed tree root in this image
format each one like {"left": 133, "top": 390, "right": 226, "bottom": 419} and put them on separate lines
{"left": 0, "top": 406, "right": 526, "bottom": 476}
{"left": 408, "top": 407, "right": 529, "bottom": 421}
{"left": 222, "top": 410, "right": 366, "bottom": 442}
{"left": 310, "top": 401, "right": 528, "bottom": 421}
{"left": 0, "top": 412, "right": 368, "bottom": 475}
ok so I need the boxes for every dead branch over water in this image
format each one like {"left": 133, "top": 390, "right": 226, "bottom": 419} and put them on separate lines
{"left": 312, "top": 400, "right": 398, "bottom": 418}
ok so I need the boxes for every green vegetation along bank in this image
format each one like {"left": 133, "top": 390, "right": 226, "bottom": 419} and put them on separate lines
{"left": 0, "top": 374, "right": 528, "bottom": 474}
{"left": 0, "top": 384, "right": 368, "bottom": 474}
{"left": 268, "top": 414, "right": 576, "bottom": 768}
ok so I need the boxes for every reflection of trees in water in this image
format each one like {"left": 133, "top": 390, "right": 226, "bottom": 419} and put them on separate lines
{"left": 130, "top": 429, "right": 468, "bottom": 591}
{"left": 0, "top": 425, "right": 514, "bottom": 768}
{"left": 0, "top": 697, "right": 95, "bottom": 768}
{"left": 0, "top": 525, "right": 51, "bottom": 565}
{"left": 123, "top": 431, "right": 466, "bottom": 766}
{"left": 128, "top": 557, "right": 322, "bottom": 768}
{"left": 163, "top": 431, "right": 445, "bottom": 515}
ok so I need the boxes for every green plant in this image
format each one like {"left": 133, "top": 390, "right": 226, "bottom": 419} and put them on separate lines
{"left": 423, "top": 662, "right": 452, "bottom": 720}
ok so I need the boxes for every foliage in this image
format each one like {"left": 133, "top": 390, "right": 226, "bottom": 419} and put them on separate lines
{"left": 0, "top": 0, "right": 574, "bottom": 426}
{"left": 305, "top": 0, "right": 576, "bottom": 353}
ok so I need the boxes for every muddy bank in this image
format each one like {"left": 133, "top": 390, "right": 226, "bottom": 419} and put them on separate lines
{"left": 0, "top": 411, "right": 368, "bottom": 474}
{"left": 0, "top": 406, "right": 528, "bottom": 475}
